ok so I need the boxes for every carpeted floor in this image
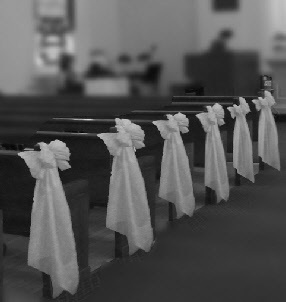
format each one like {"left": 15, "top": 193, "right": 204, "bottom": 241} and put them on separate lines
{"left": 85, "top": 122, "right": 286, "bottom": 302}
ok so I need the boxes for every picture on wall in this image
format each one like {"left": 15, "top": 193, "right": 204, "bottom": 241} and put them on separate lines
{"left": 213, "top": 0, "right": 239, "bottom": 11}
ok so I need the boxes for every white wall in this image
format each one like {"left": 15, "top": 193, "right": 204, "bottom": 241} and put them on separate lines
{"left": 117, "top": 0, "right": 198, "bottom": 94}
{"left": 194, "top": 0, "right": 275, "bottom": 72}
{"left": 0, "top": 0, "right": 121, "bottom": 93}
{"left": 75, "top": 0, "right": 121, "bottom": 73}
{"left": 0, "top": 0, "right": 283, "bottom": 94}
{"left": 0, "top": 0, "right": 34, "bottom": 94}
{"left": 195, "top": 0, "right": 264, "bottom": 51}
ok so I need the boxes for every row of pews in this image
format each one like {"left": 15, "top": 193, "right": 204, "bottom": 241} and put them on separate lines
{"left": 0, "top": 93, "right": 262, "bottom": 300}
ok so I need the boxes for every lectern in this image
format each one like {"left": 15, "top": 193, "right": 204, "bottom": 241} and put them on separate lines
{"left": 185, "top": 50, "right": 260, "bottom": 96}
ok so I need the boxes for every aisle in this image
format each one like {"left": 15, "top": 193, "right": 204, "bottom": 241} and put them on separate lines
{"left": 86, "top": 123, "right": 286, "bottom": 302}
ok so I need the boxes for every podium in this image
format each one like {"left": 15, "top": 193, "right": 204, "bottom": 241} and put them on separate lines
{"left": 185, "top": 51, "right": 260, "bottom": 96}
{"left": 268, "top": 58, "right": 286, "bottom": 104}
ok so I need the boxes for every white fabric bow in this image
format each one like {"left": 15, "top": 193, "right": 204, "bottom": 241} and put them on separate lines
{"left": 153, "top": 113, "right": 195, "bottom": 218}
{"left": 154, "top": 112, "right": 189, "bottom": 139}
{"left": 228, "top": 97, "right": 255, "bottom": 182}
{"left": 18, "top": 140, "right": 79, "bottom": 298}
{"left": 115, "top": 118, "right": 145, "bottom": 150}
{"left": 252, "top": 92, "right": 280, "bottom": 170}
{"left": 228, "top": 97, "right": 251, "bottom": 119}
{"left": 196, "top": 104, "right": 229, "bottom": 203}
{"left": 100, "top": 118, "right": 145, "bottom": 157}
{"left": 212, "top": 103, "right": 225, "bottom": 126}
{"left": 98, "top": 119, "right": 153, "bottom": 255}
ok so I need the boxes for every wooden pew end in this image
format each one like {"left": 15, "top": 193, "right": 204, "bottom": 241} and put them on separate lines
{"left": 234, "top": 169, "right": 241, "bottom": 186}
{"left": 205, "top": 187, "right": 217, "bottom": 205}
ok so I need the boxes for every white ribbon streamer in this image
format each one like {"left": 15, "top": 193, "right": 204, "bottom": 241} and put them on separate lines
{"left": 18, "top": 140, "right": 79, "bottom": 298}
{"left": 196, "top": 104, "right": 229, "bottom": 203}
{"left": 252, "top": 91, "right": 280, "bottom": 170}
{"left": 227, "top": 97, "right": 255, "bottom": 182}
{"left": 153, "top": 113, "right": 195, "bottom": 218}
{"left": 98, "top": 119, "right": 153, "bottom": 255}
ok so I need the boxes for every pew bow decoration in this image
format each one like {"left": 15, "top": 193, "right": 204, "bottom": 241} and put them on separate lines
{"left": 227, "top": 97, "right": 255, "bottom": 182}
{"left": 196, "top": 103, "right": 229, "bottom": 203}
{"left": 98, "top": 119, "right": 153, "bottom": 255}
{"left": 212, "top": 103, "right": 225, "bottom": 126}
{"left": 101, "top": 118, "right": 145, "bottom": 157}
{"left": 252, "top": 91, "right": 280, "bottom": 170}
{"left": 153, "top": 113, "right": 195, "bottom": 218}
{"left": 18, "top": 140, "right": 79, "bottom": 298}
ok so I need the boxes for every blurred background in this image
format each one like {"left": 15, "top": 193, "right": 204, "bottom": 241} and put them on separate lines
{"left": 0, "top": 0, "right": 285, "bottom": 97}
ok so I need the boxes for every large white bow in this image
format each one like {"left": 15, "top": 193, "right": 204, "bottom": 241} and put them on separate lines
{"left": 196, "top": 104, "right": 229, "bottom": 203}
{"left": 102, "top": 118, "right": 145, "bottom": 156}
{"left": 115, "top": 118, "right": 145, "bottom": 149}
{"left": 153, "top": 113, "right": 195, "bottom": 218}
{"left": 252, "top": 92, "right": 280, "bottom": 170}
{"left": 153, "top": 112, "right": 189, "bottom": 139}
{"left": 252, "top": 91, "right": 276, "bottom": 111}
{"left": 228, "top": 97, "right": 250, "bottom": 119}
{"left": 211, "top": 103, "right": 225, "bottom": 126}
{"left": 198, "top": 103, "right": 225, "bottom": 133}
{"left": 18, "top": 140, "right": 79, "bottom": 298}
{"left": 98, "top": 119, "right": 153, "bottom": 255}
{"left": 227, "top": 98, "right": 255, "bottom": 182}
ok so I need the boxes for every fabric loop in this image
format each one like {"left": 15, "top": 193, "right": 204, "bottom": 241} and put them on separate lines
{"left": 115, "top": 118, "right": 145, "bottom": 150}
{"left": 153, "top": 114, "right": 195, "bottom": 218}
{"left": 252, "top": 92, "right": 280, "bottom": 170}
{"left": 211, "top": 103, "right": 225, "bottom": 126}
{"left": 18, "top": 140, "right": 78, "bottom": 298}
{"left": 98, "top": 121, "right": 153, "bottom": 255}
{"left": 227, "top": 98, "right": 255, "bottom": 182}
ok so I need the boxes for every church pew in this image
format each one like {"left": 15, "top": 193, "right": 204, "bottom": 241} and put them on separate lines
{"left": 38, "top": 111, "right": 210, "bottom": 210}
{"left": 171, "top": 95, "right": 259, "bottom": 143}
{"left": 0, "top": 150, "right": 90, "bottom": 298}
{"left": 38, "top": 113, "right": 206, "bottom": 221}
{"left": 38, "top": 117, "right": 166, "bottom": 179}
{"left": 31, "top": 132, "right": 111, "bottom": 208}
{"left": 30, "top": 130, "right": 157, "bottom": 258}
{"left": 121, "top": 110, "right": 206, "bottom": 216}
{"left": 0, "top": 95, "right": 171, "bottom": 145}
{"left": 38, "top": 112, "right": 205, "bottom": 217}
{"left": 167, "top": 99, "right": 236, "bottom": 154}
{"left": 40, "top": 109, "right": 205, "bottom": 167}
{"left": 122, "top": 109, "right": 206, "bottom": 169}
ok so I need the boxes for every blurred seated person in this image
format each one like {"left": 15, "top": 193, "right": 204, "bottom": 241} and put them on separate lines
{"left": 132, "top": 45, "right": 162, "bottom": 95}
{"left": 116, "top": 53, "right": 132, "bottom": 76}
{"left": 209, "top": 29, "right": 233, "bottom": 53}
{"left": 84, "top": 49, "right": 115, "bottom": 79}
{"left": 58, "top": 53, "right": 83, "bottom": 95}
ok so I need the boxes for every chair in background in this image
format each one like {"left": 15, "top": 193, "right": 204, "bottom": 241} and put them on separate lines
{"left": 141, "top": 63, "right": 162, "bottom": 94}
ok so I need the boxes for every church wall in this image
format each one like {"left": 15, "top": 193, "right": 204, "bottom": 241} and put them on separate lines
{"left": 0, "top": 0, "right": 34, "bottom": 94}
{"left": 0, "top": 0, "right": 121, "bottom": 94}
{"left": 75, "top": 0, "right": 121, "bottom": 74}
{"left": 0, "top": 0, "right": 281, "bottom": 94}
{"left": 117, "top": 0, "right": 199, "bottom": 94}
{"left": 194, "top": 0, "right": 273, "bottom": 72}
